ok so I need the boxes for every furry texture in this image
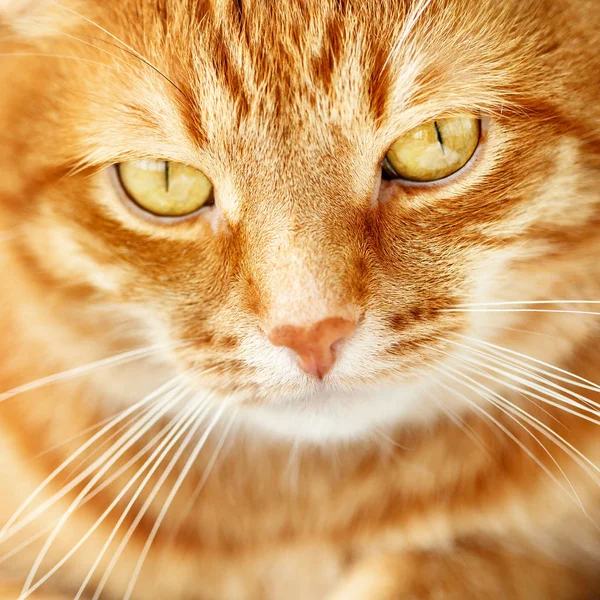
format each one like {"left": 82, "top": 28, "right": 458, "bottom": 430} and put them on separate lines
{"left": 0, "top": 0, "right": 599, "bottom": 598}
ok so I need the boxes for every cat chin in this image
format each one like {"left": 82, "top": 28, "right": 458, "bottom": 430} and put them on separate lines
{"left": 233, "top": 383, "right": 444, "bottom": 444}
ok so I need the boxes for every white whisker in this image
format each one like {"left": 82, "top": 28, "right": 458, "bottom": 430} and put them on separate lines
{"left": 456, "top": 334, "right": 600, "bottom": 394}
{"left": 17, "top": 382, "right": 191, "bottom": 598}
{"left": 122, "top": 402, "right": 228, "bottom": 600}
{"left": 439, "top": 354, "right": 600, "bottom": 483}
{"left": 445, "top": 348, "right": 600, "bottom": 426}
{"left": 442, "top": 308, "right": 600, "bottom": 316}
{"left": 0, "top": 342, "right": 188, "bottom": 404}
{"left": 422, "top": 386, "right": 494, "bottom": 453}
{"left": 77, "top": 398, "right": 214, "bottom": 600}
{"left": 431, "top": 365, "right": 586, "bottom": 512}
{"left": 1, "top": 375, "right": 185, "bottom": 542}
{"left": 31, "top": 392, "right": 205, "bottom": 598}
{"left": 170, "top": 409, "right": 238, "bottom": 541}
{"left": 90, "top": 398, "right": 219, "bottom": 600}
{"left": 442, "top": 337, "right": 600, "bottom": 413}
{"left": 453, "top": 300, "right": 600, "bottom": 307}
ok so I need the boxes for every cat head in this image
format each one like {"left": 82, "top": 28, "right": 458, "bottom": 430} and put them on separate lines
{"left": 2, "top": 0, "right": 598, "bottom": 441}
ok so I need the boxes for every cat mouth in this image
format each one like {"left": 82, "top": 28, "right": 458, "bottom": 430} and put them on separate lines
{"left": 233, "top": 381, "right": 432, "bottom": 442}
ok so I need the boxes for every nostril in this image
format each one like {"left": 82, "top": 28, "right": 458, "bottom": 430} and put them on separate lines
{"left": 329, "top": 336, "right": 347, "bottom": 354}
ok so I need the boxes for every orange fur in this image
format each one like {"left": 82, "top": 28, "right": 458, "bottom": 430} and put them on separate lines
{"left": 0, "top": 0, "right": 599, "bottom": 598}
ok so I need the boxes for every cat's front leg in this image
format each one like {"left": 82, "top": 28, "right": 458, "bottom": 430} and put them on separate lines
{"left": 325, "top": 543, "right": 597, "bottom": 600}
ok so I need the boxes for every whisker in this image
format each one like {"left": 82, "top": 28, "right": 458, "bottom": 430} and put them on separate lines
{"left": 482, "top": 324, "right": 561, "bottom": 341}
{"left": 438, "top": 354, "right": 600, "bottom": 483}
{"left": 0, "top": 342, "right": 189, "bottom": 404}
{"left": 429, "top": 343, "right": 600, "bottom": 512}
{"left": 121, "top": 402, "right": 228, "bottom": 600}
{"left": 455, "top": 370, "right": 590, "bottom": 513}
{"left": 456, "top": 333, "right": 600, "bottom": 394}
{"left": 453, "top": 300, "right": 600, "bottom": 307}
{"left": 30, "top": 392, "right": 206, "bottom": 598}
{"left": 16, "top": 383, "right": 189, "bottom": 596}
{"left": 46, "top": 0, "right": 184, "bottom": 94}
{"left": 0, "top": 52, "right": 121, "bottom": 70}
{"left": 78, "top": 398, "right": 213, "bottom": 600}
{"left": 59, "top": 32, "right": 135, "bottom": 67}
{"left": 171, "top": 409, "right": 238, "bottom": 536}
{"left": 90, "top": 398, "right": 221, "bottom": 600}
{"left": 431, "top": 365, "right": 586, "bottom": 511}
{"left": 443, "top": 347, "right": 600, "bottom": 426}
{"left": 0, "top": 393, "right": 194, "bottom": 567}
{"left": 29, "top": 399, "right": 158, "bottom": 465}
{"left": 421, "top": 385, "right": 495, "bottom": 453}
{"left": 442, "top": 308, "right": 600, "bottom": 316}
{"left": 489, "top": 392, "right": 600, "bottom": 487}
{"left": 0, "top": 375, "right": 185, "bottom": 542}
{"left": 441, "top": 337, "right": 600, "bottom": 414}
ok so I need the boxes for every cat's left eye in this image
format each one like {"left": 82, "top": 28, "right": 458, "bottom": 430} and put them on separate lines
{"left": 117, "top": 160, "right": 214, "bottom": 217}
{"left": 383, "top": 116, "right": 480, "bottom": 182}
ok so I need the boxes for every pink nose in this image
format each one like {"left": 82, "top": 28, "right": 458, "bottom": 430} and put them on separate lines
{"left": 268, "top": 317, "right": 357, "bottom": 379}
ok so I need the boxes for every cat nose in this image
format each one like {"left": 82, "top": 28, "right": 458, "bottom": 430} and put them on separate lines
{"left": 267, "top": 317, "right": 357, "bottom": 379}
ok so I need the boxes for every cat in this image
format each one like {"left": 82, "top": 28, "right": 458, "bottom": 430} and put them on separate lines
{"left": 0, "top": 0, "right": 599, "bottom": 598}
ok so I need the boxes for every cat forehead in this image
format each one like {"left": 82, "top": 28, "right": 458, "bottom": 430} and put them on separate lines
{"left": 162, "top": 0, "right": 519, "bottom": 122}
{"left": 50, "top": 0, "right": 538, "bottom": 170}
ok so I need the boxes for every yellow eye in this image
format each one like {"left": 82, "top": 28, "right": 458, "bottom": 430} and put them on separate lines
{"left": 117, "top": 160, "right": 214, "bottom": 217}
{"left": 384, "top": 117, "right": 480, "bottom": 182}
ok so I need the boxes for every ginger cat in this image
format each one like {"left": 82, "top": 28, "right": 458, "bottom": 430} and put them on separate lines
{"left": 0, "top": 0, "right": 599, "bottom": 598}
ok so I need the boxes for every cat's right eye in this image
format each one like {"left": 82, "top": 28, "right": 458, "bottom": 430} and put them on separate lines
{"left": 117, "top": 160, "right": 214, "bottom": 217}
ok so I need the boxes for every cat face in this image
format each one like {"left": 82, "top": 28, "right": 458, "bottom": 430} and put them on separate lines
{"left": 3, "top": 0, "right": 598, "bottom": 441}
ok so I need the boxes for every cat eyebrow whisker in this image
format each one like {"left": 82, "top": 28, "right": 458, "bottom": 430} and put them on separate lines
{"left": 47, "top": 0, "right": 184, "bottom": 95}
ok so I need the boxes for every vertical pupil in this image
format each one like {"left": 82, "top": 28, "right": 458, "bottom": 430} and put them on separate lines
{"left": 165, "top": 161, "right": 170, "bottom": 192}
{"left": 433, "top": 121, "right": 444, "bottom": 154}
